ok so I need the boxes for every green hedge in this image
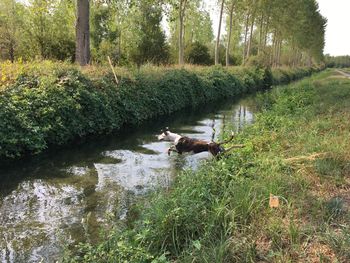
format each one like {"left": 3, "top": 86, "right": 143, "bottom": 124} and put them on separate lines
{"left": 0, "top": 66, "right": 320, "bottom": 159}
{"left": 271, "top": 67, "right": 318, "bottom": 85}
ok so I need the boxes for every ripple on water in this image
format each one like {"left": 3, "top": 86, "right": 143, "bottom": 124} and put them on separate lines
{"left": 95, "top": 149, "right": 171, "bottom": 195}
{"left": 0, "top": 95, "right": 258, "bottom": 262}
{"left": 66, "top": 166, "right": 90, "bottom": 176}
{"left": 0, "top": 180, "right": 84, "bottom": 263}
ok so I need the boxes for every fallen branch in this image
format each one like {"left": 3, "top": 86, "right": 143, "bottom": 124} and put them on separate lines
{"left": 217, "top": 131, "right": 235, "bottom": 146}
{"left": 227, "top": 144, "right": 245, "bottom": 149}
{"left": 223, "top": 144, "right": 245, "bottom": 154}
{"left": 107, "top": 56, "right": 119, "bottom": 85}
{"left": 284, "top": 152, "right": 328, "bottom": 163}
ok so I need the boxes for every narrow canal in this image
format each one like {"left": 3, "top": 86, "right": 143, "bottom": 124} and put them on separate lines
{"left": 0, "top": 94, "right": 258, "bottom": 263}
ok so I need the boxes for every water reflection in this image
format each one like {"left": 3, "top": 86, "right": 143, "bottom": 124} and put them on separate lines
{"left": 1, "top": 180, "right": 82, "bottom": 262}
{"left": 0, "top": 95, "right": 256, "bottom": 262}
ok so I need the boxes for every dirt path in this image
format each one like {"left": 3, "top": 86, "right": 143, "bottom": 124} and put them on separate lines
{"left": 335, "top": 69, "right": 350, "bottom": 78}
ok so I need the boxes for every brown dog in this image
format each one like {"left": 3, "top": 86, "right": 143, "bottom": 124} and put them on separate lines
{"left": 157, "top": 128, "right": 243, "bottom": 157}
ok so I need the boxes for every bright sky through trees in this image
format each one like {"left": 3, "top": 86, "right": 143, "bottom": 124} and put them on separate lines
{"left": 17, "top": 0, "right": 349, "bottom": 57}
{"left": 317, "top": 0, "right": 350, "bottom": 56}
{"left": 3, "top": 0, "right": 332, "bottom": 66}
{"left": 207, "top": 0, "right": 350, "bottom": 56}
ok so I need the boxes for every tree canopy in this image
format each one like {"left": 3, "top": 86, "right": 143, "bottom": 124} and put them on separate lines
{"left": 0, "top": 0, "right": 328, "bottom": 67}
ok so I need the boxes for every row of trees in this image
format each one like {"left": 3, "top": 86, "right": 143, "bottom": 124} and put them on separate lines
{"left": 325, "top": 55, "right": 350, "bottom": 68}
{"left": 221, "top": 0, "right": 327, "bottom": 67}
{"left": 0, "top": 0, "right": 326, "bottom": 67}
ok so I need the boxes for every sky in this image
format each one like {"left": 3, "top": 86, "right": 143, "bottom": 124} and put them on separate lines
{"left": 207, "top": 0, "right": 350, "bottom": 56}
{"left": 317, "top": 0, "right": 350, "bottom": 56}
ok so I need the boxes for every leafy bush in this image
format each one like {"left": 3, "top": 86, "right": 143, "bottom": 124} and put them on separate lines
{"left": 185, "top": 42, "right": 212, "bottom": 65}
{"left": 245, "top": 52, "right": 270, "bottom": 67}
{"left": 271, "top": 67, "right": 321, "bottom": 85}
{"left": 0, "top": 64, "right": 320, "bottom": 159}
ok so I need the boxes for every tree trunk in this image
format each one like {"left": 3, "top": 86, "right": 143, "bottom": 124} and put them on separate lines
{"left": 9, "top": 40, "right": 15, "bottom": 63}
{"left": 274, "top": 39, "right": 278, "bottom": 67}
{"left": 179, "top": 10, "right": 184, "bottom": 65}
{"left": 118, "top": 31, "right": 121, "bottom": 64}
{"left": 242, "top": 13, "right": 250, "bottom": 65}
{"left": 264, "top": 15, "right": 270, "bottom": 49}
{"left": 226, "top": 3, "right": 234, "bottom": 66}
{"left": 293, "top": 47, "right": 299, "bottom": 67}
{"left": 215, "top": 0, "right": 225, "bottom": 65}
{"left": 178, "top": 0, "right": 187, "bottom": 65}
{"left": 276, "top": 40, "right": 280, "bottom": 66}
{"left": 76, "top": 0, "right": 90, "bottom": 66}
{"left": 39, "top": 14, "right": 45, "bottom": 59}
{"left": 274, "top": 37, "right": 281, "bottom": 67}
{"left": 258, "top": 13, "right": 264, "bottom": 55}
{"left": 278, "top": 40, "right": 282, "bottom": 66}
{"left": 308, "top": 55, "right": 312, "bottom": 67}
{"left": 270, "top": 32, "right": 276, "bottom": 66}
{"left": 246, "top": 11, "right": 255, "bottom": 60}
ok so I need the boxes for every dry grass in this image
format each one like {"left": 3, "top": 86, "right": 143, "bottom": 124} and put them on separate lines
{"left": 243, "top": 70, "right": 350, "bottom": 262}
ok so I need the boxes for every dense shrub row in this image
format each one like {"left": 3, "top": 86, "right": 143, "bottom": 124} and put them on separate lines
{"left": 271, "top": 67, "right": 318, "bottom": 85}
{"left": 0, "top": 65, "right": 321, "bottom": 159}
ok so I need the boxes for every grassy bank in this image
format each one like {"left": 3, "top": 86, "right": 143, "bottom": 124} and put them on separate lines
{"left": 68, "top": 69, "right": 350, "bottom": 262}
{"left": 0, "top": 61, "right": 319, "bottom": 159}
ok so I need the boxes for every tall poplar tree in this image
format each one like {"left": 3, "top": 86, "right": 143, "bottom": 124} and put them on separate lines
{"left": 76, "top": 0, "right": 90, "bottom": 66}
{"left": 215, "top": 0, "right": 225, "bottom": 65}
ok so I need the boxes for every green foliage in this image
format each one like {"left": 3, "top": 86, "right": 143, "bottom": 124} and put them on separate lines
{"left": 224, "top": 0, "right": 326, "bottom": 67}
{"left": 211, "top": 44, "right": 228, "bottom": 66}
{"left": 90, "top": 3, "right": 120, "bottom": 64}
{"left": 70, "top": 234, "right": 155, "bottom": 263}
{"left": 168, "top": 0, "right": 214, "bottom": 64}
{"left": 25, "top": 0, "right": 75, "bottom": 60}
{"left": 65, "top": 69, "right": 350, "bottom": 263}
{"left": 129, "top": 2, "right": 170, "bottom": 66}
{"left": 0, "top": 0, "right": 25, "bottom": 62}
{"left": 0, "top": 63, "right": 317, "bottom": 159}
{"left": 325, "top": 55, "right": 350, "bottom": 68}
{"left": 185, "top": 41, "right": 211, "bottom": 65}
{"left": 0, "top": 0, "right": 326, "bottom": 67}
{"left": 271, "top": 67, "right": 319, "bottom": 85}
{"left": 245, "top": 53, "right": 270, "bottom": 67}
{"left": 324, "top": 225, "right": 350, "bottom": 260}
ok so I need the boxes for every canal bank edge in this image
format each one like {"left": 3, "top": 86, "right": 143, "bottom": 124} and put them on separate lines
{"left": 66, "top": 69, "right": 350, "bottom": 262}
{"left": 0, "top": 65, "right": 322, "bottom": 160}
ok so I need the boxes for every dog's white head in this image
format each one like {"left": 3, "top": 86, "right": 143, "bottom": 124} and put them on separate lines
{"left": 157, "top": 128, "right": 180, "bottom": 142}
{"left": 157, "top": 128, "right": 171, "bottom": 141}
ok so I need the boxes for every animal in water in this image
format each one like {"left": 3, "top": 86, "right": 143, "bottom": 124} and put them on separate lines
{"left": 157, "top": 127, "right": 243, "bottom": 157}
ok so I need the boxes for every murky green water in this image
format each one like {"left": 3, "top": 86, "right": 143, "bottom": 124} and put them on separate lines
{"left": 0, "top": 95, "right": 257, "bottom": 263}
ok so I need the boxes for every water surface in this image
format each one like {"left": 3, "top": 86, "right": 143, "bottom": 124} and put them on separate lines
{"left": 0, "top": 95, "right": 257, "bottom": 263}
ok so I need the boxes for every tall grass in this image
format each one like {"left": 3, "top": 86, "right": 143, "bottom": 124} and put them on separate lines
{"left": 67, "top": 69, "right": 350, "bottom": 262}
